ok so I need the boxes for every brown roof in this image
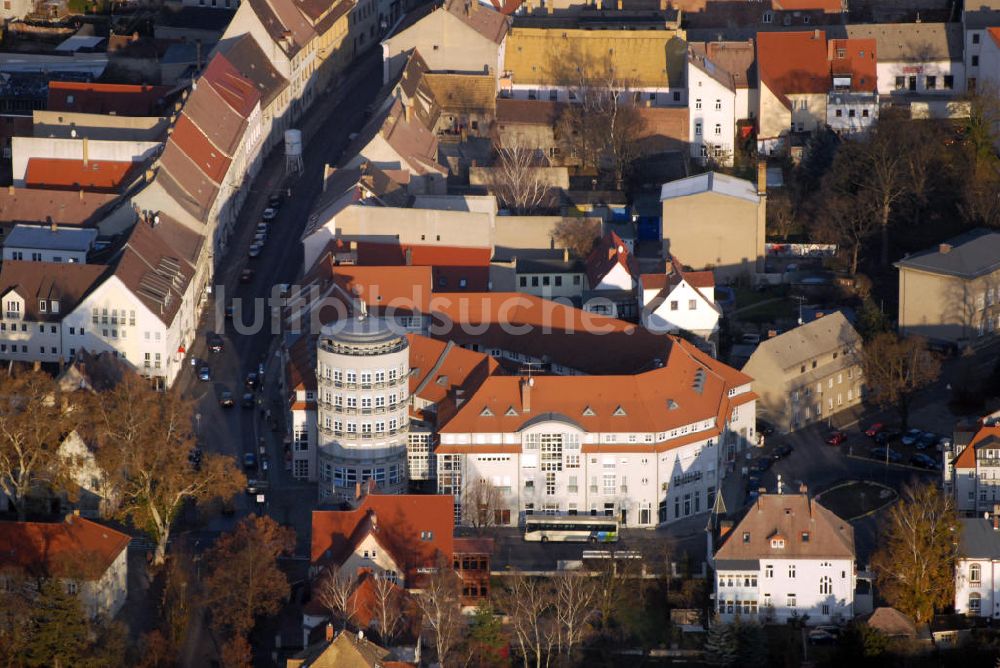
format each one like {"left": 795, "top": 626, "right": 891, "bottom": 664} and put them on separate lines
{"left": 407, "top": 333, "right": 500, "bottom": 412}
{"left": 439, "top": 335, "right": 752, "bottom": 438}
{"left": 46, "top": 82, "right": 171, "bottom": 116}
{"left": 311, "top": 493, "right": 455, "bottom": 582}
{"left": 349, "top": 97, "right": 444, "bottom": 177}
{"left": 289, "top": 629, "right": 391, "bottom": 668}
{"left": 111, "top": 219, "right": 197, "bottom": 325}
{"left": 169, "top": 114, "right": 232, "bottom": 184}
{"left": 715, "top": 493, "right": 855, "bottom": 563}
{"left": 0, "top": 261, "right": 107, "bottom": 321}
{"left": 156, "top": 143, "right": 220, "bottom": 221}
{"left": 0, "top": 188, "right": 118, "bottom": 227}
{"left": 25, "top": 158, "right": 139, "bottom": 194}
{"left": 443, "top": 0, "right": 509, "bottom": 43}
{"left": 180, "top": 80, "right": 246, "bottom": 156}
{"left": 246, "top": 0, "right": 316, "bottom": 58}
{"left": 285, "top": 334, "right": 317, "bottom": 392}
{"left": 863, "top": 607, "right": 918, "bottom": 638}
{"left": 218, "top": 33, "right": 288, "bottom": 109}
{"left": 423, "top": 73, "right": 497, "bottom": 113}
{"left": 585, "top": 231, "right": 638, "bottom": 287}
{"left": 689, "top": 40, "right": 757, "bottom": 91}
{"left": 0, "top": 515, "right": 130, "bottom": 580}
{"left": 496, "top": 98, "right": 563, "bottom": 126}
{"left": 200, "top": 52, "right": 261, "bottom": 119}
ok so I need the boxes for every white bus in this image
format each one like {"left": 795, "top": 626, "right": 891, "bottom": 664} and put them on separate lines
{"left": 523, "top": 516, "right": 619, "bottom": 543}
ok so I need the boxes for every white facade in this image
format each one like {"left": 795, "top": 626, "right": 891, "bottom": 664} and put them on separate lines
{"left": 955, "top": 517, "right": 1000, "bottom": 619}
{"left": 316, "top": 317, "right": 410, "bottom": 501}
{"left": 688, "top": 61, "right": 736, "bottom": 166}
{"left": 3, "top": 225, "right": 98, "bottom": 264}
{"left": 10, "top": 136, "right": 161, "bottom": 185}
{"left": 878, "top": 60, "right": 964, "bottom": 96}
{"left": 826, "top": 92, "right": 878, "bottom": 135}
{"left": 80, "top": 545, "right": 128, "bottom": 620}
{"left": 640, "top": 278, "right": 720, "bottom": 338}
{"left": 715, "top": 556, "right": 855, "bottom": 624}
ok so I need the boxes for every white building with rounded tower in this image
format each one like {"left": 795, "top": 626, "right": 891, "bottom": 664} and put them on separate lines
{"left": 316, "top": 314, "right": 409, "bottom": 502}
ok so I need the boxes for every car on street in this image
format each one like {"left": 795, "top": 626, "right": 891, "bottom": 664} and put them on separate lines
{"left": 772, "top": 444, "right": 793, "bottom": 460}
{"left": 874, "top": 429, "right": 902, "bottom": 446}
{"left": 261, "top": 207, "right": 277, "bottom": 222}
{"left": 756, "top": 419, "right": 775, "bottom": 436}
{"left": 207, "top": 333, "right": 223, "bottom": 353}
{"left": 864, "top": 422, "right": 885, "bottom": 437}
{"left": 253, "top": 231, "right": 268, "bottom": 245}
{"left": 268, "top": 193, "right": 282, "bottom": 209}
{"left": 248, "top": 242, "right": 263, "bottom": 258}
{"left": 910, "top": 453, "right": 942, "bottom": 470}
{"left": 916, "top": 432, "right": 939, "bottom": 450}
{"left": 240, "top": 268, "right": 255, "bottom": 284}
{"left": 750, "top": 457, "right": 772, "bottom": 473}
{"left": 242, "top": 392, "right": 255, "bottom": 409}
{"left": 808, "top": 629, "right": 837, "bottom": 645}
{"left": 245, "top": 371, "right": 259, "bottom": 390}
{"left": 219, "top": 390, "right": 234, "bottom": 408}
{"left": 870, "top": 446, "right": 903, "bottom": 463}
{"left": 741, "top": 333, "right": 761, "bottom": 345}
{"left": 246, "top": 479, "right": 269, "bottom": 495}
{"left": 224, "top": 305, "right": 234, "bottom": 320}
{"left": 825, "top": 431, "right": 847, "bottom": 445}
{"left": 261, "top": 457, "right": 269, "bottom": 472}
{"left": 255, "top": 222, "right": 270, "bottom": 235}
{"left": 198, "top": 365, "right": 211, "bottom": 382}
{"left": 243, "top": 452, "right": 257, "bottom": 469}
{"left": 901, "top": 428, "right": 923, "bottom": 446}
{"left": 190, "top": 356, "right": 201, "bottom": 367}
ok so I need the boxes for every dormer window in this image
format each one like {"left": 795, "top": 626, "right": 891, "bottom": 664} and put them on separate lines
{"left": 38, "top": 300, "right": 46, "bottom": 313}
{"left": 771, "top": 538, "right": 785, "bottom": 549}
{"left": 742, "top": 532, "right": 750, "bottom": 543}
{"left": 801, "top": 532, "right": 810, "bottom": 542}
{"left": 50, "top": 300, "right": 59, "bottom": 314}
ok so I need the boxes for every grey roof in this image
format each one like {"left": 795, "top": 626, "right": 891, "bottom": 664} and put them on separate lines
{"left": 894, "top": 228, "right": 1000, "bottom": 279}
{"left": 660, "top": 171, "right": 759, "bottom": 204}
{"left": 743, "top": 311, "right": 861, "bottom": 373}
{"left": 959, "top": 518, "right": 1000, "bottom": 559}
{"left": 965, "top": 2, "right": 1000, "bottom": 28}
{"left": 514, "top": 250, "right": 586, "bottom": 274}
{"left": 5, "top": 224, "right": 98, "bottom": 252}
{"left": 714, "top": 558, "right": 761, "bottom": 570}
{"left": 844, "top": 23, "right": 962, "bottom": 62}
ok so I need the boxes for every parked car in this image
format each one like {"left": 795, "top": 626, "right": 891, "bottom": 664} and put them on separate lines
{"left": 243, "top": 452, "right": 257, "bottom": 469}
{"left": 207, "top": 333, "right": 223, "bottom": 353}
{"left": 242, "top": 392, "right": 255, "bottom": 409}
{"left": 253, "top": 231, "right": 268, "bottom": 245}
{"left": 741, "top": 333, "right": 762, "bottom": 345}
{"left": 901, "top": 428, "right": 923, "bottom": 446}
{"left": 750, "top": 457, "right": 772, "bottom": 473}
{"left": 268, "top": 193, "right": 282, "bottom": 209}
{"left": 910, "top": 453, "right": 942, "bottom": 470}
{"left": 825, "top": 431, "right": 847, "bottom": 445}
{"left": 772, "top": 444, "right": 793, "bottom": 460}
{"left": 255, "top": 222, "right": 270, "bottom": 236}
{"left": 808, "top": 629, "right": 837, "bottom": 645}
{"left": 916, "top": 432, "right": 939, "bottom": 450}
{"left": 224, "top": 305, "right": 234, "bottom": 320}
{"left": 875, "top": 429, "right": 902, "bottom": 446}
{"left": 246, "top": 479, "right": 269, "bottom": 495}
{"left": 248, "top": 243, "right": 263, "bottom": 258}
{"left": 198, "top": 365, "right": 211, "bottom": 382}
{"left": 245, "top": 372, "right": 259, "bottom": 390}
{"left": 756, "top": 419, "right": 775, "bottom": 436}
{"left": 240, "top": 268, "right": 255, "bottom": 284}
{"left": 261, "top": 457, "right": 269, "bottom": 472}
{"left": 864, "top": 422, "right": 885, "bottom": 438}
{"left": 261, "top": 207, "right": 277, "bottom": 222}
{"left": 219, "top": 390, "right": 234, "bottom": 408}
{"left": 190, "top": 356, "right": 201, "bottom": 367}
{"left": 870, "top": 446, "right": 903, "bottom": 463}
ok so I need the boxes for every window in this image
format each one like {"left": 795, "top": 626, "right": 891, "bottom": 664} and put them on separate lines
{"left": 895, "top": 75, "right": 905, "bottom": 90}
{"left": 670, "top": 300, "right": 678, "bottom": 311}
{"left": 787, "top": 594, "right": 796, "bottom": 608}
{"left": 770, "top": 538, "right": 785, "bottom": 549}
{"left": 788, "top": 565, "right": 796, "bottom": 578}
{"left": 970, "top": 563, "right": 982, "bottom": 583}
{"left": 835, "top": 109, "right": 842, "bottom": 117}
{"left": 974, "top": 33, "right": 981, "bottom": 44}
{"left": 848, "top": 109, "right": 856, "bottom": 118}
{"left": 714, "top": 123, "right": 721, "bottom": 135}
{"left": 519, "top": 276, "right": 527, "bottom": 287}
{"left": 695, "top": 122, "right": 702, "bottom": 136}
{"left": 926, "top": 75, "right": 937, "bottom": 90}
{"left": 819, "top": 576, "right": 831, "bottom": 595}
{"left": 969, "top": 592, "right": 982, "bottom": 614}
{"left": 743, "top": 532, "right": 750, "bottom": 543}
{"left": 420, "top": 531, "right": 434, "bottom": 541}
{"left": 715, "top": 99, "right": 721, "bottom": 110}
{"left": 673, "top": 91, "right": 681, "bottom": 102}
{"left": 695, "top": 98, "right": 702, "bottom": 109}
{"left": 973, "top": 55, "right": 980, "bottom": 67}
{"left": 762, "top": 10, "right": 772, "bottom": 22}
{"left": 944, "top": 75, "right": 954, "bottom": 89}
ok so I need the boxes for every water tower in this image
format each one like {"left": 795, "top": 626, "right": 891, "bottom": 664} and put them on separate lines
{"left": 284, "top": 129, "right": 303, "bottom": 176}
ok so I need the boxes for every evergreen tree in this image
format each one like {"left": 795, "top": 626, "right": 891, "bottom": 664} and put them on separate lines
{"left": 465, "top": 604, "right": 508, "bottom": 667}
{"left": 25, "top": 579, "right": 91, "bottom": 668}
{"left": 703, "top": 619, "right": 738, "bottom": 667}
{"left": 733, "top": 618, "right": 769, "bottom": 668}
{"left": 856, "top": 296, "right": 888, "bottom": 341}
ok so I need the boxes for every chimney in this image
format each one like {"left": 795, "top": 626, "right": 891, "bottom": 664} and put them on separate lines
{"left": 562, "top": 247, "right": 569, "bottom": 263}
{"left": 368, "top": 508, "right": 378, "bottom": 531}
{"left": 323, "top": 165, "right": 336, "bottom": 192}
{"left": 798, "top": 483, "right": 807, "bottom": 495}
{"left": 404, "top": 100, "right": 413, "bottom": 123}
{"left": 994, "top": 504, "right": 1000, "bottom": 530}
{"left": 813, "top": 28, "right": 820, "bottom": 39}
{"left": 355, "top": 480, "right": 362, "bottom": 500}
{"left": 78, "top": 189, "right": 84, "bottom": 201}
{"left": 520, "top": 377, "right": 533, "bottom": 412}
{"left": 50, "top": 217, "right": 57, "bottom": 233}
{"left": 939, "top": 243, "right": 952, "bottom": 254}
{"left": 405, "top": 247, "right": 413, "bottom": 265}
{"left": 757, "top": 160, "right": 767, "bottom": 195}
{"left": 7, "top": 184, "right": 13, "bottom": 195}
{"left": 325, "top": 623, "right": 334, "bottom": 642}
{"left": 81, "top": 136, "right": 89, "bottom": 167}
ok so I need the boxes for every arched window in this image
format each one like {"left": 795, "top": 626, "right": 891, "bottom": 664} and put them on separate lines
{"left": 969, "top": 592, "right": 982, "bottom": 614}
{"left": 970, "top": 563, "right": 982, "bottom": 583}
{"left": 819, "top": 576, "right": 832, "bottom": 595}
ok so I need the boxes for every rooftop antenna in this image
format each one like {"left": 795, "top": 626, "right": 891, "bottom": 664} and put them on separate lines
{"left": 520, "top": 361, "right": 541, "bottom": 380}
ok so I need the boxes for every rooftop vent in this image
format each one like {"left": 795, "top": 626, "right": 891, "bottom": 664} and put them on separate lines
{"left": 692, "top": 368, "right": 706, "bottom": 394}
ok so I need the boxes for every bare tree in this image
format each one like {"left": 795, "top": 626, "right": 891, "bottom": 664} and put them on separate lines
{"left": 369, "top": 573, "right": 402, "bottom": 646}
{"left": 553, "top": 573, "right": 598, "bottom": 660}
{"left": 765, "top": 190, "right": 797, "bottom": 241}
{"left": 552, "top": 217, "right": 601, "bottom": 257}
{"left": 497, "top": 571, "right": 557, "bottom": 668}
{"left": 812, "top": 192, "right": 879, "bottom": 275}
{"left": 314, "top": 565, "right": 358, "bottom": 631}
{"left": 487, "top": 139, "right": 553, "bottom": 214}
{"left": 862, "top": 113, "right": 908, "bottom": 266}
{"left": 412, "top": 561, "right": 465, "bottom": 668}
{"left": 0, "top": 369, "right": 76, "bottom": 520}
{"left": 861, "top": 333, "right": 941, "bottom": 429}
{"left": 461, "top": 477, "right": 505, "bottom": 535}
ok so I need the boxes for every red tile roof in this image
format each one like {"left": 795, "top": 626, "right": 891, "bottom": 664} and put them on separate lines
{"left": 0, "top": 515, "right": 130, "bottom": 580}
{"left": 200, "top": 52, "right": 261, "bottom": 119}
{"left": 0, "top": 188, "right": 117, "bottom": 227}
{"left": 585, "top": 231, "right": 638, "bottom": 288}
{"left": 46, "top": 81, "right": 171, "bottom": 116}
{"left": 311, "top": 493, "right": 455, "bottom": 583}
{"left": 407, "top": 334, "right": 500, "bottom": 411}
{"left": 757, "top": 32, "right": 876, "bottom": 108}
{"left": 0, "top": 261, "right": 108, "bottom": 322}
{"left": 954, "top": 425, "right": 1000, "bottom": 469}
{"left": 991, "top": 27, "right": 1000, "bottom": 48}
{"left": 828, "top": 38, "right": 877, "bottom": 92}
{"left": 169, "top": 114, "right": 232, "bottom": 184}
{"left": 773, "top": 0, "right": 843, "bottom": 11}
{"left": 25, "top": 158, "right": 137, "bottom": 193}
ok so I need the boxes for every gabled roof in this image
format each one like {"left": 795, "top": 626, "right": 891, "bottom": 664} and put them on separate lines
{"left": 311, "top": 493, "right": 455, "bottom": 581}
{"left": 156, "top": 142, "right": 220, "bottom": 222}
{"left": 289, "top": 628, "right": 392, "bottom": 668}
{"left": 168, "top": 114, "right": 232, "bottom": 184}
{"left": 285, "top": 334, "right": 318, "bottom": 393}
{"left": 959, "top": 518, "right": 1000, "bottom": 560}
{"left": 0, "top": 188, "right": 118, "bottom": 227}
{"left": 25, "top": 158, "right": 138, "bottom": 194}
{"left": 715, "top": 493, "right": 854, "bottom": 563}
{"left": 660, "top": 171, "right": 759, "bottom": 203}
{"left": 495, "top": 98, "right": 563, "bottom": 125}
{"left": 246, "top": 0, "right": 316, "bottom": 58}
{"left": 199, "top": 51, "right": 261, "bottom": 119}
{"left": 349, "top": 97, "right": 445, "bottom": 177}
{"left": 585, "top": 231, "right": 638, "bottom": 288}
{"left": 689, "top": 40, "right": 756, "bottom": 91}
{"left": 894, "top": 228, "right": 1000, "bottom": 280}
{"left": 438, "top": 335, "right": 752, "bottom": 440}
{"left": 180, "top": 80, "right": 246, "bottom": 156}
{"left": 217, "top": 33, "right": 288, "bottom": 109}
{"left": 407, "top": 333, "right": 500, "bottom": 413}
{"left": 0, "top": 261, "right": 107, "bottom": 322}
{"left": 46, "top": 81, "right": 171, "bottom": 116}
{"left": 844, "top": 23, "right": 962, "bottom": 62}
{"left": 863, "top": 607, "right": 918, "bottom": 638}
{"left": 743, "top": 311, "right": 860, "bottom": 373}
{"left": 423, "top": 73, "right": 496, "bottom": 113}
{"left": 0, "top": 515, "right": 130, "bottom": 580}
{"left": 391, "top": 0, "right": 509, "bottom": 44}
{"left": 642, "top": 255, "right": 720, "bottom": 315}
{"left": 757, "top": 30, "right": 831, "bottom": 105}
{"left": 953, "top": 424, "right": 1000, "bottom": 469}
